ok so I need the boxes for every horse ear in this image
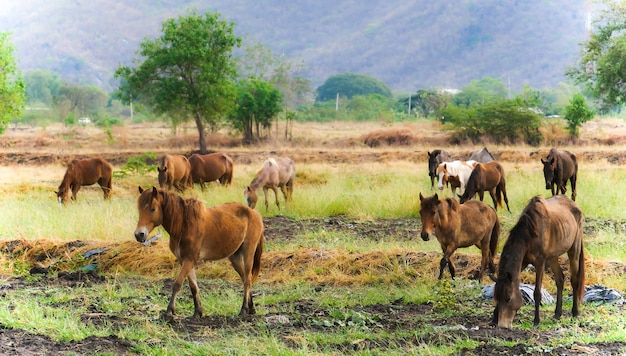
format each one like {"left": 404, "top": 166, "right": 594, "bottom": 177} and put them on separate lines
{"left": 419, "top": 192, "right": 424, "bottom": 201}
{"left": 151, "top": 186, "right": 158, "bottom": 198}
{"left": 541, "top": 158, "right": 546, "bottom": 164}
{"left": 433, "top": 193, "right": 438, "bottom": 201}
{"left": 138, "top": 186, "right": 144, "bottom": 194}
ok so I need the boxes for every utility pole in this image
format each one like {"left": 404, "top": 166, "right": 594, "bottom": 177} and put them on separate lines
{"left": 335, "top": 93, "right": 339, "bottom": 111}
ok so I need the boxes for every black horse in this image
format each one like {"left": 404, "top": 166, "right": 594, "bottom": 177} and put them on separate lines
{"left": 427, "top": 150, "right": 452, "bottom": 188}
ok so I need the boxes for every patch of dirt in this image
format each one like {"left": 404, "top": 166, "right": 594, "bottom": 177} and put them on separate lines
{"left": 1, "top": 216, "right": 625, "bottom": 354}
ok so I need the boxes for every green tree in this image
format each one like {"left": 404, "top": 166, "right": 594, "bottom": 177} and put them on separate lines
{"left": 445, "top": 99, "right": 542, "bottom": 145}
{"left": 401, "top": 89, "right": 450, "bottom": 118}
{"left": 55, "top": 83, "right": 108, "bottom": 119}
{"left": 564, "top": 93, "right": 594, "bottom": 137}
{"left": 567, "top": 0, "right": 626, "bottom": 111}
{"left": 230, "top": 78, "right": 282, "bottom": 143}
{"left": 24, "top": 69, "right": 61, "bottom": 106}
{"left": 114, "top": 10, "right": 241, "bottom": 153}
{"left": 453, "top": 77, "right": 507, "bottom": 108}
{"left": 0, "top": 32, "right": 26, "bottom": 134}
{"left": 316, "top": 73, "right": 392, "bottom": 102}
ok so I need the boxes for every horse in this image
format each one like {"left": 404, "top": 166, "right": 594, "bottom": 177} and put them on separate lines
{"left": 55, "top": 158, "right": 113, "bottom": 204}
{"left": 428, "top": 150, "right": 452, "bottom": 188}
{"left": 134, "top": 186, "right": 264, "bottom": 317}
{"left": 468, "top": 147, "right": 494, "bottom": 163}
{"left": 436, "top": 160, "right": 477, "bottom": 196}
{"left": 459, "top": 161, "right": 511, "bottom": 213}
{"left": 157, "top": 154, "right": 192, "bottom": 192}
{"left": 244, "top": 157, "right": 296, "bottom": 211}
{"left": 541, "top": 148, "right": 578, "bottom": 201}
{"left": 492, "top": 195, "right": 585, "bottom": 328}
{"left": 418, "top": 193, "right": 499, "bottom": 280}
{"left": 188, "top": 152, "right": 234, "bottom": 191}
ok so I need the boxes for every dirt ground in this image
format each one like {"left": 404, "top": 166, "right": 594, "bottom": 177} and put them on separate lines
{"left": 1, "top": 120, "right": 626, "bottom": 354}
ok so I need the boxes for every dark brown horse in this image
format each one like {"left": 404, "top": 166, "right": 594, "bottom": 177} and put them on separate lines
{"left": 245, "top": 157, "right": 296, "bottom": 211}
{"left": 541, "top": 148, "right": 578, "bottom": 201}
{"left": 158, "top": 154, "right": 192, "bottom": 192}
{"left": 56, "top": 158, "right": 113, "bottom": 204}
{"left": 492, "top": 195, "right": 585, "bottom": 328}
{"left": 134, "top": 186, "right": 264, "bottom": 317}
{"left": 419, "top": 193, "right": 499, "bottom": 280}
{"left": 188, "top": 152, "right": 234, "bottom": 191}
{"left": 428, "top": 149, "right": 452, "bottom": 188}
{"left": 459, "top": 161, "right": 511, "bottom": 213}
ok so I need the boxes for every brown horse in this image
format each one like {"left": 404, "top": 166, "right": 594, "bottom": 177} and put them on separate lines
{"left": 419, "top": 193, "right": 500, "bottom": 280}
{"left": 541, "top": 148, "right": 578, "bottom": 201}
{"left": 458, "top": 161, "right": 511, "bottom": 213}
{"left": 134, "top": 186, "right": 264, "bottom": 317}
{"left": 56, "top": 158, "right": 113, "bottom": 204}
{"left": 158, "top": 154, "right": 192, "bottom": 192}
{"left": 244, "top": 157, "right": 296, "bottom": 211}
{"left": 188, "top": 152, "right": 234, "bottom": 191}
{"left": 492, "top": 195, "right": 585, "bottom": 328}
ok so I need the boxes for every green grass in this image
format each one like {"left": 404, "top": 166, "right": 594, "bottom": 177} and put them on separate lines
{"left": 0, "top": 161, "right": 626, "bottom": 354}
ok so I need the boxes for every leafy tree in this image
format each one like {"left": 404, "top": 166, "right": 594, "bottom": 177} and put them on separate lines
{"left": 401, "top": 89, "right": 450, "bottom": 118}
{"left": 114, "top": 10, "right": 241, "bottom": 153}
{"left": 567, "top": 0, "right": 626, "bottom": 111}
{"left": 55, "top": 83, "right": 108, "bottom": 119}
{"left": 24, "top": 69, "right": 61, "bottom": 106}
{"left": 346, "top": 94, "right": 394, "bottom": 121}
{"left": 453, "top": 77, "right": 507, "bottom": 108}
{"left": 445, "top": 99, "right": 542, "bottom": 145}
{"left": 564, "top": 93, "right": 594, "bottom": 137}
{"left": 230, "top": 78, "right": 282, "bottom": 143}
{"left": 316, "top": 73, "right": 392, "bottom": 102}
{"left": 0, "top": 32, "right": 26, "bottom": 134}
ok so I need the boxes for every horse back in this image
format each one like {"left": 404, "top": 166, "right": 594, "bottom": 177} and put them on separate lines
{"left": 196, "top": 202, "right": 264, "bottom": 261}
{"left": 190, "top": 153, "right": 231, "bottom": 181}
{"left": 73, "top": 158, "right": 112, "bottom": 185}
{"left": 438, "top": 199, "right": 497, "bottom": 247}
{"left": 557, "top": 150, "right": 578, "bottom": 179}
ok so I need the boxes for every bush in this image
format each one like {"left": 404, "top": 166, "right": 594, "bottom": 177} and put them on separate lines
{"left": 444, "top": 100, "right": 543, "bottom": 145}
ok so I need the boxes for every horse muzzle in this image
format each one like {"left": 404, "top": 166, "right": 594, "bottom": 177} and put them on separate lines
{"left": 134, "top": 227, "right": 149, "bottom": 243}
{"left": 420, "top": 230, "right": 430, "bottom": 241}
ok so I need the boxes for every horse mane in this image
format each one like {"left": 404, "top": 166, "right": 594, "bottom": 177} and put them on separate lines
{"left": 139, "top": 189, "right": 204, "bottom": 236}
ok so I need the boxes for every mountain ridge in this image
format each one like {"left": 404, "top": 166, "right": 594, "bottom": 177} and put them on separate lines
{"left": 0, "top": 0, "right": 588, "bottom": 93}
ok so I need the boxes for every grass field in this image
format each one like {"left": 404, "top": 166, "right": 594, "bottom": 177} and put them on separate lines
{"left": 0, "top": 119, "right": 625, "bottom": 354}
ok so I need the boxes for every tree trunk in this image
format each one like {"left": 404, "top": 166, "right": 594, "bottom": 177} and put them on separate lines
{"left": 194, "top": 115, "right": 207, "bottom": 154}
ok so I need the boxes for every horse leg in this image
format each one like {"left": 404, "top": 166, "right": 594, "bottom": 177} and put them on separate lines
{"left": 439, "top": 246, "right": 456, "bottom": 279}
{"left": 570, "top": 175, "right": 577, "bottom": 201}
{"left": 271, "top": 186, "right": 280, "bottom": 210}
{"left": 533, "top": 261, "right": 546, "bottom": 326}
{"left": 166, "top": 259, "right": 195, "bottom": 317}
{"left": 229, "top": 251, "right": 255, "bottom": 315}
{"left": 187, "top": 268, "right": 204, "bottom": 317}
{"left": 71, "top": 184, "right": 80, "bottom": 201}
{"left": 488, "top": 189, "right": 498, "bottom": 211}
{"left": 263, "top": 187, "right": 270, "bottom": 212}
{"left": 98, "top": 177, "right": 111, "bottom": 199}
{"left": 548, "top": 257, "right": 565, "bottom": 320}
{"left": 477, "top": 238, "right": 490, "bottom": 280}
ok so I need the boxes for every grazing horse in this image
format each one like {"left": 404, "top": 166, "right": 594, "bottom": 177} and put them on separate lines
{"left": 468, "top": 147, "right": 495, "bottom": 163}
{"left": 419, "top": 193, "right": 499, "bottom": 280}
{"left": 459, "top": 161, "right": 511, "bottom": 213}
{"left": 134, "top": 186, "right": 264, "bottom": 317}
{"left": 157, "top": 154, "right": 192, "bottom": 192}
{"left": 492, "top": 195, "right": 585, "bottom": 328}
{"left": 436, "top": 160, "right": 477, "bottom": 196}
{"left": 244, "top": 157, "right": 296, "bottom": 211}
{"left": 56, "top": 158, "right": 113, "bottom": 204}
{"left": 188, "top": 152, "right": 234, "bottom": 191}
{"left": 428, "top": 150, "right": 452, "bottom": 188}
{"left": 541, "top": 148, "right": 578, "bottom": 201}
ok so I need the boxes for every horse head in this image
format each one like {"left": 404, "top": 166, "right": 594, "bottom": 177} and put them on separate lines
{"left": 244, "top": 186, "right": 258, "bottom": 209}
{"left": 493, "top": 271, "right": 524, "bottom": 329}
{"left": 134, "top": 186, "right": 163, "bottom": 243}
{"left": 541, "top": 156, "right": 557, "bottom": 190}
{"left": 419, "top": 193, "right": 440, "bottom": 241}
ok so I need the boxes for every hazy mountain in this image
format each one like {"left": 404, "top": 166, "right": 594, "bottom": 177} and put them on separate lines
{"left": 0, "top": 0, "right": 588, "bottom": 93}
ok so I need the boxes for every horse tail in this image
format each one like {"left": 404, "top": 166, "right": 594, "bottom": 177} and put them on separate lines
{"left": 225, "top": 154, "right": 234, "bottom": 185}
{"left": 251, "top": 231, "right": 264, "bottom": 284}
